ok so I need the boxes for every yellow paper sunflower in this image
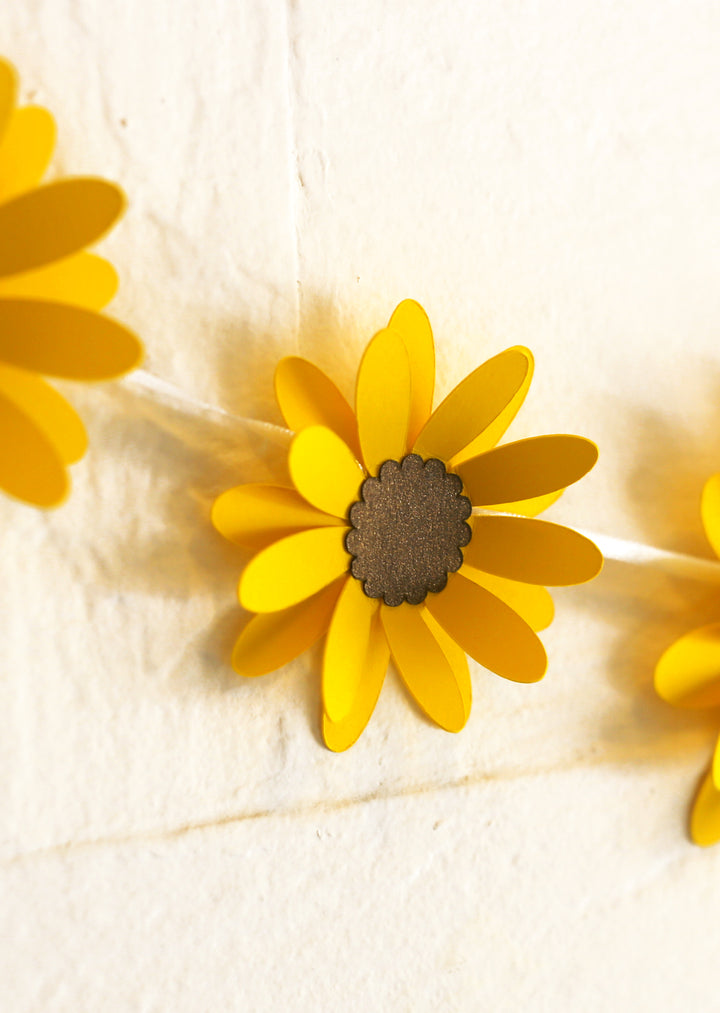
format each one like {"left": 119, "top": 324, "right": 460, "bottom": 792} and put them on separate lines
{"left": 213, "top": 300, "right": 603, "bottom": 750}
{"left": 0, "top": 57, "right": 142, "bottom": 507}
{"left": 655, "top": 474, "right": 720, "bottom": 846}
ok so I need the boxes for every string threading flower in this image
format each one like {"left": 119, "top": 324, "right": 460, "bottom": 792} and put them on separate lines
{"left": 0, "top": 58, "right": 142, "bottom": 507}
{"left": 213, "top": 300, "right": 603, "bottom": 750}
{"left": 655, "top": 474, "right": 720, "bottom": 846}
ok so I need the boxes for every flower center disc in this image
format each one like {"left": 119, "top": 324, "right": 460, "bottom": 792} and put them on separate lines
{"left": 346, "top": 454, "right": 473, "bottom": 607}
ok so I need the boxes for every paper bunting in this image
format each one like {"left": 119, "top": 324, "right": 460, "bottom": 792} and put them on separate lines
{"left": 0, "top": 57, "right": 142, "bottom": 507}
{"left": 655, "top": 474, "right": 720, "bottom": 846}
{"left": 213, "top": 299, "right": 603, "bottom": 750}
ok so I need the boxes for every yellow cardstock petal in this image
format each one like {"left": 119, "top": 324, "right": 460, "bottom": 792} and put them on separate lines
{"left": 655, "top": 623, "right": 720, "bottom": 709}
{"left": 232, "top": 579, "right": 344, "bottom": 678}
{"left": 323, "top": 614, "right": 389, "bottom": 752}
{"left": 289, "top": 425, "right": 365, "bottom": 518}
{"left": 212, "top": 483, "right": 343, "bottom": 552}
{"left": 381, "top": 603, "right": 468, "bottom": 732}
{"left": 0, "top": 105, "right": 56, "bottom": 201}
{"left": 274, "top": 356, "right": 362, "bottom": 459}
{"left": 483, "top": 488, "right": 564, "bottom": 518}
{"left": 451, "top": 347, "right": 535, "bottom": 465}
{"left": 0, "top": 388, "right": 68, "bottom": 506}
{"left": 0, "top": 178, "right": 125, "bottom": 279}
{"left": 464, "top": 515, "right": 603, "bottom": 586}
{"left": 387, "top": 299, "right": 435, "bottom": 447}
{"left": 701, "top": 473, "right": 720, "bottom": 561}
{"left": 422, "top": 609, "right": 472, "bottom": 719}
{"left": 456, "top": 434, "right": 598, "bottom": 506}
{"left": 0, "top": 253, "right": 118, "bottom": 311}
{"left": 413, "top": 347, "right": 531, "bottom": 462}
{"left": 690, "top": 768, "right": 720, "bottom": 847}
{"left": 239, "top": 526, "right": 350, "bottom": 613}
{"left": 0, "top": 299, "right": 143, "bottom": 379}
{"left": 462, "top": 566, "right": 554, "bottom": 632}
{"left": 714, "top": 735, "right": 720, "bottom": 792}
{"left": 0, "top": 362, "right": 87, "bottom": 465}
{"left": 427, "top": 572, "right": 547, "bottom": 683}
{"left": 356, "top": 327, "right": 412, "bottom": 475}
{"left": 0, "top": 59, "right": 17, "bottom": 147}
{"left": 323, "top": 577, "right": 380, "bottom": 722}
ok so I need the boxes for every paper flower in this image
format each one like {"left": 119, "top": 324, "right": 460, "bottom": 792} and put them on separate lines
{"left": 655, "top": 474, "right": 720, "bottom": 845}
{"left": 0, "top": 57, "right": 142, "bottom": 507}
{"left": 213, "top": 300, "right": 602, "bottom": 750}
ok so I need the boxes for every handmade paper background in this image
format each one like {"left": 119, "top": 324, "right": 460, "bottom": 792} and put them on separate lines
{"left": 4, "top": 2, "right": 720, "bottom": 1009}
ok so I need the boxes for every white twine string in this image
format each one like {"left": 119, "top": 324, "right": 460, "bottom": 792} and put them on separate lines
{"left": 123, "top": 369, "right": 720, "bottom": 585}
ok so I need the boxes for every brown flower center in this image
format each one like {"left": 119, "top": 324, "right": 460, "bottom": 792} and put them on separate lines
{"left": 345, "top": 454, "right": 472, "bottom": 607}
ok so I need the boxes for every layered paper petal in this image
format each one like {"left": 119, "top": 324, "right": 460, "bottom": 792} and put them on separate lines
{"left": 462, "top": 567, "right": 554, "bottom": 632}
{"left": 356, "top": 327, "right": 411, "bottom": 475}
{"left": 212, "top": 484, "right": 342, "bottom": 552}
{"left": 0, "top": 362, "right": 86, "bottom": 465}
{"left": 690, "top": 768, "right": 720, "bottom": 847}
{"left": 484, "top": 489, "right": 563, "bottom": 518}
{"left": 274, "top": 356, "right": 362, "bottom": 460}
{"left": 464, "top": 515, "right": 603, "bottom": 586}
{"left": 323, "top": 578, "right": 379, "bottom": 722}
{"left": 655, "top": 624, "right": 720, "bottom": 709}
{"left": 387, "top": 299, "right": 435, "bottom": 446}
{"left": 701, "top": 473, "right": 720, "bottom": 561}
{"left": 422, "top": 609, "right": 472, "bottom": 719}
{"left": 289, "top": 425, "right": 364, "bottom": 518}
{"left": 0, "top": 59, "right": 16, "bottom": 146}
{"left": 0, "top": 300, "right": 142, "bottom": 379}
{"left": 323, "top": 614, "right": 389, "bottom": 752}
{"left": 0, "top": 252, "right": 118, "bottom": 310}
{"left": 381, "top": 604, "right": 468, "bottom": 732}
{"left": 0, "top": 105, "right": 55, "bottom": 200}
{"left": 239, "top": 526, "right": 350, "bottom": 613}
{"left": 0, "top": 388, "right": 68, "bottom": 506}
{"left": 413, "top": 347, "right": 531, "bottom": 462}
{"left": 231, "top": 579, "right": 344, "bottom": 677}
{"left": 456, "top": 435, "right": 598, "bottom": 506}
{"left": 0, "top": 179, "right": 125, "bottom": 278}
{"left": 427, "top": 572, "right": 547, "bottom": 683}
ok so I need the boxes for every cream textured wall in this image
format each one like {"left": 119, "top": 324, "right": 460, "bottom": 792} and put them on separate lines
{"left": 3, "top": 2, "right": 720, "bottom": 1010}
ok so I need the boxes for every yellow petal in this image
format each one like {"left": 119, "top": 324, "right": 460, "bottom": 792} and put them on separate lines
{"left": 462, "top": 567, "right": 554, "bottom": 632}
{"left": 422, "top": 608, "right": 472, "bottom": 718}
{"left": 356, "top": 327, "right": 411, "bottom": 475}
{"left": 381, "top": 603, "right": 467, "bottom": 732}
{"left": 0, "top": 178, "right": 125, "bottom": 279}
{"left": 387, "top": 299, "right": 435, "bottom": 446}
{"left": 0, "top": 388, "right": 68, "bottom": 506}
{"left": 452, "top": 348, "right": 535, "bottom": 465}
{"left": 323, "top": 613, "right": 389, "bottom": 752}
{"left": 274, "top": 356, "right": 362, "bottom": 459}
{"left": 0, "top": 253, "right": 118, "bottom": 310}
{"left": 690, "top": 767, "right": 720, "bottom": 847}
{"left": 323, "top": 578, "right": 379, "bottom": 722}
{"left": 212, "top": 483, "right": 343, "bottom": 552}
{"left": 413, "top": 347, "right": 531, "bottom": 462}
{"left": 456, "top": 435, "right": 598, "bottom": 506}
{"left": 714, "top": 735, "right": 720, "bottom": 791}
{"left": 427, "top": 572, "right": 547, "bottom": 683}
{"left": 701, "top": 474, "right": 720, "bottom": 560}
{"left": 655, "top": 624, "right": 720, "bottom": 709}
{"left": 464, "top": 515, "right": 603, "bottom": 586}
{"left": 0, "top": 362, "right": 86, "bottom": 465}
{"left": 0, "top": 59, "right": 17, "bottom": 148}
{"left": 0, "top": 300, "right": 142, "bottom": 379}
{"left": 0, "top": 105, "right": 55, "bottom": 200}
{"left": 239, "top": 526, "right": 350, "bottom": 613}
{"left": 289, "top": 425, "right": 365, "bottom": 518}
{"left": 484, "top": 488, "right": 564, "bottom": 518}
{"left": 231, "top": 578, "right": 344, "bottom": 677}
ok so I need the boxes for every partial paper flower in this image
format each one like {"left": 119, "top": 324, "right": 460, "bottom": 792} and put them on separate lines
{"left": 213, "top": 300, "right": 602, "bottom": 750}
{"left": 655, "top": 474, "right": 720, "bottom": 846}
{"left": 0, "top": 57, "right": 142, "bottom": 507}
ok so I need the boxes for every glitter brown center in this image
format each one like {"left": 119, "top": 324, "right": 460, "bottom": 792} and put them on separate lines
{"left": 345, "top": 454, "right": 473, "bottom": 607}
